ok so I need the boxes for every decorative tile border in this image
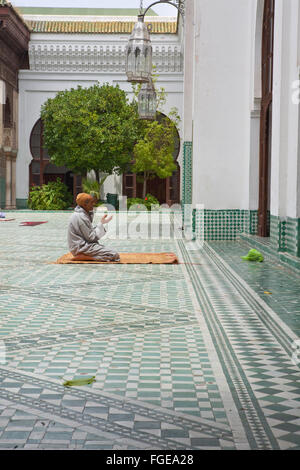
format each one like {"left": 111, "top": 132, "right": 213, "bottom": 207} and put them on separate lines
{"left": 285, "top": 218, "right": 300, "bottom": 257}
{"left": 0, "top": 176, "right": 5, "bottom": 209}
{"left": 270, "top": 215, "right": 300, "bottom": 258}
{"left": 15, "top": 199, "right": 29, "bottom": 209}
{"left": 182, "top": 141, "right": 193, "bottom": 206}
{"left": 192, "top": 210, "right": 299, "bottom": 260}
{"left": 182, "top": 141, "right": 193, "bottom": 228}
{"left": 194, "top": 209, "right": 250, "bottom": 241}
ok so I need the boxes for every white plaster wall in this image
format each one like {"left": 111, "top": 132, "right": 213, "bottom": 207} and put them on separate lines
{"left": 191, "top": 0, "right": 253, "bottom": 210}
{"left": 17, "top": 70, "right": 183, "bottom": 201}
{"left": 271, "top": 0, "right": 300, "bottom": 219}
{"left": 248, "top": 0, "right": 264, "bottom": 211}
{"left": 183, "top": 0, "right": 194, "bottom": 143}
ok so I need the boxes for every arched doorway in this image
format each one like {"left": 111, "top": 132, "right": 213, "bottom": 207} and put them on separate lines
{"left": 258, "top": 0, "right": 275, "bottom": 236}
{"left": 122, "top": 112, "right": 181, "bottom": 205}
{"left": 29, "top": 118, "right": 82, "bottom": 203}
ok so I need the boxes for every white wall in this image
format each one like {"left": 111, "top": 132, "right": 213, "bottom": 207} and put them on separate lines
{"left": 248, "top": 0, "right": 264, "bottom": 211}
{"left": 271, "top": 0, "right": 300, "bottom": 219}
{"left": 191, "top": 0, "right": 253, "bottom": 210}
{"left": 183, "top": 0, "right": 194, "bottom": 143}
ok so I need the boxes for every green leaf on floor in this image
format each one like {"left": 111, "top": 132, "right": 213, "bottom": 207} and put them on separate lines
{"left": 241, "top": 249, "right": 264, "bottom": 262}
{"left": 63, "top": 376, "right": 96, "bottom": 387}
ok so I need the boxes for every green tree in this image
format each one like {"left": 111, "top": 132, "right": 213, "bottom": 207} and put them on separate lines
{"left": 132, "top": 112, "right": 179, "bottom": 199}
{"left": 41, "top": 84, "right": 140, "bottom": 182}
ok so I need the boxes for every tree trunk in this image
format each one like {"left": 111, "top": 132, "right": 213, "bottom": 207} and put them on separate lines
{"left": 143, "top": 172, "right": 147, "bottom": 199}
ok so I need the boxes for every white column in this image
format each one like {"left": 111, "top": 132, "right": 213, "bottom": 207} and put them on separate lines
{"left": 181, "top": 0, "right": 194, "bottom": 208}
{"left": 183, "top": 0, "right": 194, "bottom": 143}
{"left": 249, "top": 99, "right": 261, "bottom": 209}
{"left": 248, "top": 0, "right": 264, "bottom": 211}
{"left": 192, "top": 0, "right": 253, "bottom": 209}
{"left": 271, "top": 0, "right": 300, "bottom": 219}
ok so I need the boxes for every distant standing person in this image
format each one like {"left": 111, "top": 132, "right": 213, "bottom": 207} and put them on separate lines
{"left": 68, "top": 193, "right": 120, "bottom": 262}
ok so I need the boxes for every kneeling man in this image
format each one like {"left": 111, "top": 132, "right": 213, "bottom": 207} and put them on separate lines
{"left": 68, "top": 193, "right": 120, "bottom": 262}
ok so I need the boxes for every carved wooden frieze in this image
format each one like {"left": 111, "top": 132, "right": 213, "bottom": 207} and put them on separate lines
{"left": 0, "top": 60, "right": 17, "bottom": 89}
{"left": 0, "top": 5, "right": 31, "bottom": 53}
{"left": 0, "top": 3, "right": 30, "bottom": 88}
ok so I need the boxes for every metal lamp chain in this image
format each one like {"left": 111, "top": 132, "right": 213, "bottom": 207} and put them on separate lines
{"left": 139, "top": 1, "right": 185, "bottom": 21}
{"left": 139, "top": 0, "right": 144, "bottom": 15}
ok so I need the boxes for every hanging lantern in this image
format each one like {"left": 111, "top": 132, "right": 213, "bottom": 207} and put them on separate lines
{"left": 126, "top": 15, "right": 152, "bottom": 83}
{"left": 138, "top": 78, "right": 157, "bottom": 120}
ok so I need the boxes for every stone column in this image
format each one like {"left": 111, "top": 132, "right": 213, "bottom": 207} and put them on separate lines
{"left": 182, "top": 0, "right": 194, "bottom": 208}
{"left": 11, "top": 155, "right": 16, "bottom": 209}
{"left": 182, "top": 0, "right": 194, "bottom": 230}
{"left": 5, "top": 154, "right": 12, "bottom": 209}
{"left": 270, "top": 0, "right": 300, "bottom": 256}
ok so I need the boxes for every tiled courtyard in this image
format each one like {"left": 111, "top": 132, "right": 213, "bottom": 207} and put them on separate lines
{"left": 0, "top": 211, "right": 300, "bottom": 450}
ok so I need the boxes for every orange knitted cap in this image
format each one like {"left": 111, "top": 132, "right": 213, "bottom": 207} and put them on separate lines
{"left": 76, "top": 193, "right": 95, "bottom": 208}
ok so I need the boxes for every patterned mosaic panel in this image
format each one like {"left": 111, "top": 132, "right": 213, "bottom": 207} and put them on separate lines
{"left": 285, "top": 218, "right": 300, "bottom": 258}
{"left": 246, "top": 210, "right": 259, "bottom": 235}
{"left": 182, "top": 141, "right": 193, "bottom": 219}
{"left": 270, "top": 215, "right": 300, "bottom": 258}
{"left": 270, "top": 215, "right": 282, "bottom": 252}
{"left": 194, "top": 209, "right": 248, "bottom": 241}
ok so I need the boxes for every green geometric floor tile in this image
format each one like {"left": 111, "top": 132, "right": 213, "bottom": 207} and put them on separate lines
{"left": 0, "top": 212, "right": 300, "bottom": 449}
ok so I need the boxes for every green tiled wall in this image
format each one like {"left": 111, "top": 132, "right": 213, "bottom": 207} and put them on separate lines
{"left": 285, "top": 217, "right": 300, "bottom": 257}
{"left": 182, "top": 141, "right": 192, "bottom": 206}
{"left": 270, "top": 215, "right": 283, "bottom": 252}
{"left": 192, "top": 209, "right": 297, "bottom": 249}
{"left": 245, "top": 210, "right": 258, "bottom": 235}
{"left": 0, "top": 176, "right": 5, "bottom": 209}
{"left": 182, "top": 142, "right": 193, "bottom": 227}
{"left": 16, "top": 199, "right": 28, "bottom": 209}
{"left": 271, "top": 215, "right": 300, "bottom": 257}
{"left": 194, "top": 209, "right": 249, "bottom": 241}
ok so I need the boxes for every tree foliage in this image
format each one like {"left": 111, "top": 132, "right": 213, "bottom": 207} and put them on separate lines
{"left": 41, "top": 84, "right": 140, "bottom": 178}
{"left": 132, "top": 113, "right": 179, "bottom": 198}
{"left": 131, "top": 66, "right": 180, "bottom": 198}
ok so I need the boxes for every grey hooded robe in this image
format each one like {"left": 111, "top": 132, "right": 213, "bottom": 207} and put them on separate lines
{"left": 68, "top": 205, "right": 120, "bottom": 261}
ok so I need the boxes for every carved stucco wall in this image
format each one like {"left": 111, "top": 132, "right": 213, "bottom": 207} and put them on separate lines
{"left": 28, "top": 40, "right": 183, "bottom": 73}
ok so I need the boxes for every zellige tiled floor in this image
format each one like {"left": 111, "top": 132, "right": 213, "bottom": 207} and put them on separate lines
{"left": 0, "top": 211, "right": 299, "bottom": 450}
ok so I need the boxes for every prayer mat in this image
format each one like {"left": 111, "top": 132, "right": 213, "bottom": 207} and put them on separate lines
{"left": 0, "top": 218, "right": 15, "bottom": 222}
{"left": 19, "top": 221, "right": 48, "bottom": 226}
{"left": 54, "top": 252, "right": 179, "bottom": 264}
